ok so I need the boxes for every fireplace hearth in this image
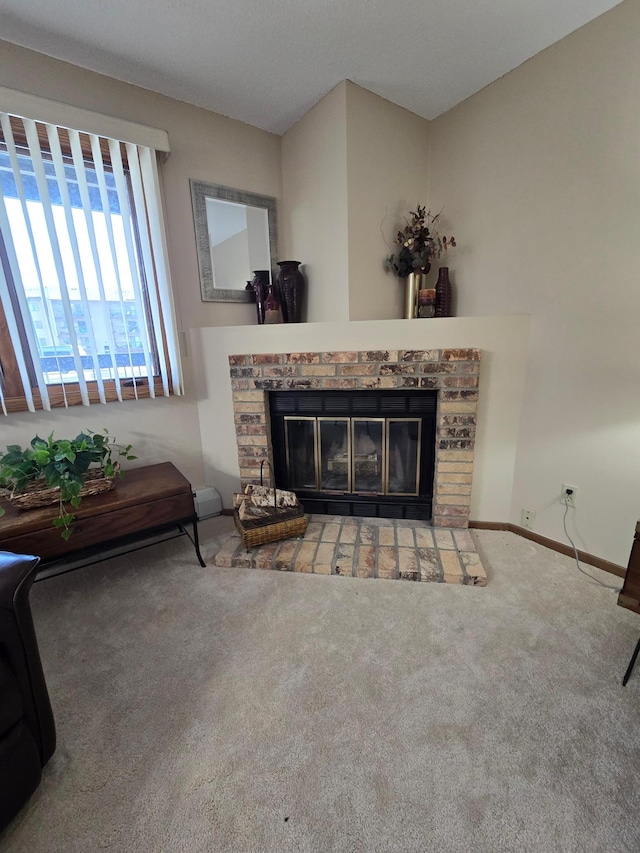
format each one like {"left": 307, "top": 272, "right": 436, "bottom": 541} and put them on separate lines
{"left": 228, "top": 348, "right": 481, "bottom": 528}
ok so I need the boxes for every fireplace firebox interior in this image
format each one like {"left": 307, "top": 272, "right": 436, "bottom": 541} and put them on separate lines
{"left": 269, "top": 390, "right": 437, "bottom": 519}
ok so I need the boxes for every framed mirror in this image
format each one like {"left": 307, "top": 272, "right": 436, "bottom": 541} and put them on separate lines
{"left": 190, "top": 180, "right": 278, "bottom": 302}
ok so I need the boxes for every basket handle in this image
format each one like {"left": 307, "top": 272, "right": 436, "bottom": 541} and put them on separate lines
{"left": 260, "top": 459, "right": 277, "bottom": 509}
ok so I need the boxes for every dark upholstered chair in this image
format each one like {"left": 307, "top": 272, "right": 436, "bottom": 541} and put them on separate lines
{"left": 0, "top": 551, "right": 56, "bottom": 831}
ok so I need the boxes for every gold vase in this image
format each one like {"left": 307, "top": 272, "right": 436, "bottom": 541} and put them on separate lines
{"left": 403, "top": 270, "right": 429, "bottom": 319}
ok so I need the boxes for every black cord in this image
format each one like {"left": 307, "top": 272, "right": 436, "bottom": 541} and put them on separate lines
{"left": 562, "top": 495, "right": 621, "bottom": 591}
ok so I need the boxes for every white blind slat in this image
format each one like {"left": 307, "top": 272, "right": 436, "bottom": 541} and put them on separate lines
{"left": 126, "top": 144, "right": 168, "bottom": 397}
{"left": 23, "top": 118, "right": 87, "bottom": 406}
{"left": 0, "top": 119, "right": 53, "bottom": 410}
{"left": 108, "top": 138, "right": 156, "bottom": 400}
{"left": 68, "top": 129, "right": 124, "bottom": 402}
{"left": 89, "top": 134, "right": 135, "bottom": 399}
{"left": 0, "top": 114, "right": 59, "bottom": 409}
{"left": 138, "top": 146, "right": 183, "bottom": 396}
{"left": 0, "top": 222, "right": 38, "bottom": 411}
{"left": 46, "top": 123, "right": 106, "bottom": 404}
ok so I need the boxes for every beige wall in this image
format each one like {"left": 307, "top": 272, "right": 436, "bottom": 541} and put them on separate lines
{"left": 428, "top": 0, "right": 640, "bottom": 565}
{"left": 280, "top": 80, "right": 431, "bottom": 323}
{"left": 345, "top": 82, "right": 430, "bottom": 321}
{"left": 0, "top": 39, "right": 282, "bottom": 486}
{"left": 192, "top": 315, "right": 530, "bottom": 522}
{"left": 281, "top": 82, "right": 349, "bottom": 323}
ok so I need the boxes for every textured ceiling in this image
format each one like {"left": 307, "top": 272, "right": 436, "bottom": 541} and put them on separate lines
{"left": 0, "top": 0, "right": 623, "bottom": 135}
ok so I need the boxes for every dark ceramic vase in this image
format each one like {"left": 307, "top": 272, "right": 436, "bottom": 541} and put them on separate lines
{"left": 435, "top": 267, "right": 452, "bottom": 318}
{"left": 276, "top": 260, "right": 305, "bottom": 323}
{"left": 250, "top": 270, "right": 270, "bottom": 325}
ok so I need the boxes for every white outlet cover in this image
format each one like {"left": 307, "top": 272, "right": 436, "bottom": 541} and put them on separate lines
{"left": 521, "top": 508, "right": 536, "bottom": 529}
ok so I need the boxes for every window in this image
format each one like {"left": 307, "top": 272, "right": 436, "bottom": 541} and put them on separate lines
{"left": 0, "top": 96, "right": 181, "bottom": 414}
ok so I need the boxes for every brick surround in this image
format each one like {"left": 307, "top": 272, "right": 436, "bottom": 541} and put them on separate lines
{"left": 228, "top": 348, "right": 481, "bottom": 528}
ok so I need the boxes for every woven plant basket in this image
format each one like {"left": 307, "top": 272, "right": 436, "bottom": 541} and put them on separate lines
{"left": 8, "top": 463, "right": 120, "bottom": 511}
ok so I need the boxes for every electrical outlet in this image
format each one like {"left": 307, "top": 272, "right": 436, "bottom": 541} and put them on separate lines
{"left": 521, "top": 508, "right": 536, "bottom": 529}
{"left": 562, "top": 484, "right": 578, "bottom": 507}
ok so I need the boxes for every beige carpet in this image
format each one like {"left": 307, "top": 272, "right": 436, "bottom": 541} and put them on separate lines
{"left": 2, "top": 518, "right": 639, "bottom": 852}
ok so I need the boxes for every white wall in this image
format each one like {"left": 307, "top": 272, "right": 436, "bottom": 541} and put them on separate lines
{"left": 281, "top": 83, "right": 349, "bottom": 322}
{"left": 280, "top": 81, "right": 431, "bottom": 324}
{"left": 345, "top": 82, "right": 430, "bottom": 321}
{"left": 192, "top": 315, "right": 530, "bottom": 522}
{"left": 428, "top": 0, "right": 640, "bottom": 565}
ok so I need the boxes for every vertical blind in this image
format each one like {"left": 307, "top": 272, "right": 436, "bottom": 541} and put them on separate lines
{"left": 0, "top": 109, "right": 182, "bottom": 414}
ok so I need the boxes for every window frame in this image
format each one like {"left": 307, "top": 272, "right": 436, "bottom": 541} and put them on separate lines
{"left": 0, "top": 114, "right": 176, "bottom": 413}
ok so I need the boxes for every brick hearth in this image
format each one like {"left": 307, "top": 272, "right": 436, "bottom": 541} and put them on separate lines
{"left": 228, "top": 348, "right": 480, "bottom": 528}
{"left": 213, "top": 515, "right": 488, "bottom": 585}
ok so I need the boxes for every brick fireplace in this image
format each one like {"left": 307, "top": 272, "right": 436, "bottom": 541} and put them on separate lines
{"left": 228, "top": 348, "right": 480, "bottom": 528}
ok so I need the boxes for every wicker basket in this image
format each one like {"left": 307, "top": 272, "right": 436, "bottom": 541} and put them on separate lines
{"left": 234, "top": 511, "right": 308, "bottom": 550}
{"left": 234, "top": 461, "right": 307, "bottom": 550}
{"left": 8, "top": 463, "right": 120, "bottom": 511}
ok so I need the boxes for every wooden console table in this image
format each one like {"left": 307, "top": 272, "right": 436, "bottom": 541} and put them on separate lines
{"left": 618, "top": 520, "right": 640, "bottom": 685}
{"left": 0, "top": 462, "right": 205, "bottom": 571}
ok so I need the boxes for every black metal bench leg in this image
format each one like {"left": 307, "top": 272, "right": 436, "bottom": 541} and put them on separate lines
{"left": 177, "top": 520, "right": 207, "bottom": 567}
{"left": 192, "top": 518, "right": 206, "bottom": 567}
{"left": 622, "top": 636, "right": 640, "bottom": 686}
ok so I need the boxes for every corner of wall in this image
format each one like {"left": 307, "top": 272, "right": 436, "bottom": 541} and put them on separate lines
{"left": 281, "top": 82, "right": 349, "bottom": 323}
{"left": 344, "top": 84, "right": 430, "bottom": 321}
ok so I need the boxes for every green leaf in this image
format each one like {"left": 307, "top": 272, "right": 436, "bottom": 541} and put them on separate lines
{"left": 65, "top": 480, "right": 82, "bottom": 496}
{"left": 70, "top": 496, "right": 82, "bottom": 508}
{"left": 61, "top": 528, "right": 73, "bottom": 541}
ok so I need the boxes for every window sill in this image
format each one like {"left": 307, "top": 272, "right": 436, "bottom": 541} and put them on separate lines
{"left": 3, "top": 377, "right": 169, "bottom": 413}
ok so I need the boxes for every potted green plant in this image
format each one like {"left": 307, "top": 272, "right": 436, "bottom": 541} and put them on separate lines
{"left": 0, "top": 430, "right": 136, "bottom": 539}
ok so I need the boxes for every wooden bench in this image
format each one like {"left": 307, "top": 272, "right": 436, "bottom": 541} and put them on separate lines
{"left": 0, "top": 462, "right": 205, "bottom": 573}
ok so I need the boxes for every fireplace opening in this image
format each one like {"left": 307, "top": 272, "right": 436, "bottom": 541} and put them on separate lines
{"left": 269, "top": 390, "right": 437, "bottom": 520}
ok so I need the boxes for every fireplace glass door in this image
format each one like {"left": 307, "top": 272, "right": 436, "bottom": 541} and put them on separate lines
{"left": 284, "top": 417, "right": 317, "bottom": 490}
{"left": 386, "top": 419, "right": 421, "bottom": 496}
{"left": 352, "top": 419, "right": 384, "bottom": 494}
{"left": 283, "top": 416, "right": 420, "bottom": 497}
{"left": 319, "top": 418, "right": 350, "bottom": 492}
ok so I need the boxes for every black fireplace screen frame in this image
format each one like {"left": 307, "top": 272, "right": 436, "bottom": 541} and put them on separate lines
{"left": 269, "top": 389, "right": 437, "bottom": 520}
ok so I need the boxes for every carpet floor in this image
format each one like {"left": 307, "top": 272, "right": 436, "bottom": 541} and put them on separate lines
{"left": 2, "top": 519, "right": 639, "bottom": 853}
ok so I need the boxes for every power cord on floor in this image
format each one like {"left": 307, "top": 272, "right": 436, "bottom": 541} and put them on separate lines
{"left": 562, "top": 494, "right": 621, "bottom": 591}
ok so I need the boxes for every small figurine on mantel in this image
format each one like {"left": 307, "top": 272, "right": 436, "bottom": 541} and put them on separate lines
{"left": 418, "top": 288, "right": 436, "bottom": 318}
